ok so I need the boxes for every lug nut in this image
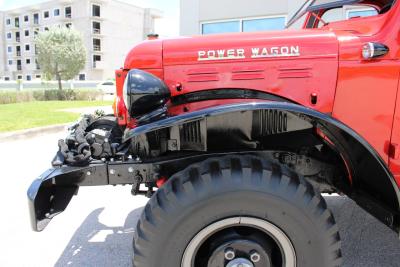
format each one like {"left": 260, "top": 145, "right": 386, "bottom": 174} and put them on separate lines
{"left": 128, "top": 167, "right": 134, "bottom": 173}
{"left": 224, "top": 248, "right": 235, "bottom": 261}
{"left": 86, "top": 171, "right": 91, "bottom": 176}
{"left": 250, "top": 250, "right": 260, "bottom": 263}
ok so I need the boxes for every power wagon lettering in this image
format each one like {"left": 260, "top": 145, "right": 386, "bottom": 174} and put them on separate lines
{"left": 197, "top": 46, "right": 300, "bottom": 61}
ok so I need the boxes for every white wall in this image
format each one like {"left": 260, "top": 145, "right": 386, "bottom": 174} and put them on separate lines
{"left": 180, "top": 0, "right": 305, "bottom": 35}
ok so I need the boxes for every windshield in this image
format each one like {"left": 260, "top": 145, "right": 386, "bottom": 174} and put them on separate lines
{"left": 286, "top": 0, "right": 370, "bottom": 28}
{"left": 286, "top": 0, "right": 314, "bottom": 28}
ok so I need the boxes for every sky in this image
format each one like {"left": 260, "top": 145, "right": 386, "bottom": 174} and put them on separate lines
{"left": 0, "top": 0, "right": 180, "bottom": 37}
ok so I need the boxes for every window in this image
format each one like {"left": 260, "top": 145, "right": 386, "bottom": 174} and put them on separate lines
{"left": 65, "top": 7, "right": 72, "bottom": 18}
{"left": 24, "top": 15, "right": 29, "bottom": 22}
{"left": 44, "top": 27, "right": 49, "bottom": 31}
{"left": 347, "top": 9, "right": 378, "bottom": 19}
{"left": 17, "top": 75, "right": 22, "bottom": 80}
{"left": 92, "top": 21, "right": 101, "bottom": 34}
{"left": 93, "top": 54, "right": 101, "bottom": 67}
{"left": 93, "top": 38, "right": 101, "bottom": 51}
{"left": 16, "top": 46, "right": 21, "bottom": 56}
{"left": 33, "top": 13, "right": 39, "bottom": 24}
{"left": 15, "top": 17, "right": 20, "bottom": 28}
{"left": 102, "top": 82, "right": 114, "bottom": 86}
{"left": 54, "top": 9, "right": 60, "bottom": 16}
{"left": 15, "top": 32, "right": 20, "bottom": 42}
{"left": 35, "top": 74, "right": 41, "bottom": 79}
{"left": 6, "top": 18, "right": 11, "bottom": 25}
{"left": 26, "top": 75, "right": 32, "bottom": 81}
{"left": 242, "top": 17, "right": 286, "bottom": 32}
{"left": 17, "top": 60, "right": 22, "bottom": 71}
{"left": 35, "top": 59, "right": 40, "bottom": 70}
{"left": 24, "top": 30, "right": 29, "bottom": 37}
{"left": 79, "top": 74, "right": 86, "bottom": 81}
{"left": 44, "top": 11, "right": 50, "bottom": 19}
{"left": 65, "top": 23, "right": 72, "bottom": 28}
{"left": 4, "top": 77, "right": 10, "bottom": 81}
{"left": 34, "top": 28, "right": 39, "bottom": 36}
{"left": 25, "top": 44, "right": 30, "bottom": 51}
{"left": 26, "top": 58, "right": 31, "bottom": 64}
{"left": 8, "top": 60, "right": 12, "bottom": 65}
{"left": 202, "top": 21, "right": 240, "bottom": 35}
{"left": 202, "top": 16, "right": 286, "bottom": 35}
{"left": 6, "top": 32, "right": 12, "bottom": 39}
{"left": 92, "top": 5, "right": 101, "bottom": 17}
{"left": 7, "top": 46, "right": 12, "bottom": 53}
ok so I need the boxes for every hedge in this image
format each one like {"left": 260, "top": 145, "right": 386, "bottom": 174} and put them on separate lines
{"left": 0, "top": 89, "right": 104, "bottom": 104}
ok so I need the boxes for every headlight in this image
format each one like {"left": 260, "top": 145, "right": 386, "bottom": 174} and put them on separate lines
{"left": 124, "top": 69, "right": 170, "bottom": 118}
{"left": 122, "top": 74, "right": 129, "bottom": 110}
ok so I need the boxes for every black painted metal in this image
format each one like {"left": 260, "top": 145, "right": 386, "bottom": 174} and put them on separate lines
{"left": 171, "top": 89, "right": 292, "bottom": 106}
{"left": 125, "top": 69, "right": 170, "bottom": 118}
{"left": 123, "top": 102, "right": 400, "bottom": 230}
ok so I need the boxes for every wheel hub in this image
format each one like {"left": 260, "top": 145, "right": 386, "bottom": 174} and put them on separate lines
{"left": 207, "top": 239, "right": 271, "bottom": 267}
{"left": 181, "top": 217, "right": 296, "bottom": 267}
{"left": 226, "top": 258, "right": 254, "bottom": 267}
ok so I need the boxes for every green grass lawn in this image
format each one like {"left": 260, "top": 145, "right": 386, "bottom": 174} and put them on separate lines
{"left": 0, "top": 101, "right": 113, "bottom": 132}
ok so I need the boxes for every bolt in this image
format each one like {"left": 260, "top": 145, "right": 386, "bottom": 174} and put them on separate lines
{"left": 110, "top": 169, "right": 115, "bottom": 175}
{"left": 250, "top": 250, "right": 260, "bottom": 263}
{"left": 86, "top": 171, "right": 91, "bottom": 176}
{"left": 128, "top": 167, "right": 134, "bottom": 173}
{"left": 224, "top": 248, "right": 235, "bottom": 261}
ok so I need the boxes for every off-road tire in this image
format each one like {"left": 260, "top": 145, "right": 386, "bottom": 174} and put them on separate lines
{"left": 133, "top": 155, "right": 342, "bottom": 267}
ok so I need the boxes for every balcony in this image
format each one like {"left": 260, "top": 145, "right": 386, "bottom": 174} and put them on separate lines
{"left": 93, "top": 60, "right": 105, "bottom": 69}
{"left": 7, "top": 65, "right": 17, "bottom": 72}
{"left": 15, "top": 37, "right": 20, "bottom": 43}
{"left": 25, "top": 64, "right": 36, "bottom": 71}
{"left": 93, "top": 45, "right": 101, "bottom": 52}
{"left": 16, "top": 51, "right": 21, "bottom": 57}
{"left": 93, "top": 28, "right": 101, "bottom": 34}
{"left": 17, "top": 65, "right": 22, "bottom": 71}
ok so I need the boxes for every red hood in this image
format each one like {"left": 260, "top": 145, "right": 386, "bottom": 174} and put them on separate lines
{"left": 124, "top": 29, "right": 339, "bottom": 69}
{"left": 124, "top": 29, "right": 340, "bottom": 113}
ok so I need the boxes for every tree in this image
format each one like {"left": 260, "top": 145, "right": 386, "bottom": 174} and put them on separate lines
{"left": 36, "top": 26, "right": 86, "bottom": 91}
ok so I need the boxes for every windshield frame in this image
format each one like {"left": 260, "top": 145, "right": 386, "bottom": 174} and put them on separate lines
{"left": 286, "top": 0, "right": 365, "bottom": 28}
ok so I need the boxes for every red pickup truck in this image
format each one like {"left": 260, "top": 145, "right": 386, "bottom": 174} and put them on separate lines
{"left": 28, "top": 0, "right": 400, "bottom": 266}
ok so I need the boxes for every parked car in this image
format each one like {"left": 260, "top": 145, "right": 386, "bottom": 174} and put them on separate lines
{"left": 97, "top": 80, "right": 116, "bottom": 94}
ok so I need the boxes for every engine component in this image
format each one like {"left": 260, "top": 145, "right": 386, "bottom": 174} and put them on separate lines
{"left": 54, "top": 115, "right": 123, "bottom": 166}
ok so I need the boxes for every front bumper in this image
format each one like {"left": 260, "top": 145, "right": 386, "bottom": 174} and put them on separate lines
{"left": 27, "top": 158, "right": 157, "bottom": 231}
{"left": 27, "top": 164, "right": 108, "bottom": 231}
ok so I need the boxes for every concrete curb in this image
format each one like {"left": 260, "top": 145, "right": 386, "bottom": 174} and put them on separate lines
{"left": 0, "top": 123, "right": 69, "bottom": 143}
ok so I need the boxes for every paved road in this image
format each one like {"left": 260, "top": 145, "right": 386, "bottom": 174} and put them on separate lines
{"left": 1, "top": 132, "right": 400, "bottom": 267}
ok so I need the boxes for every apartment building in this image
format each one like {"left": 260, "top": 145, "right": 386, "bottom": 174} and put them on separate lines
{"left": 180, "top": 0, "right": 376, "bottom": 36}
{"left": 0, "top": 0, "right": 162, "bottom": 81}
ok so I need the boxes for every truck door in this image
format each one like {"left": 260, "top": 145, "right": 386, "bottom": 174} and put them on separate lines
{"left": 389, "top": 73, "right": 400, "bottom": 184}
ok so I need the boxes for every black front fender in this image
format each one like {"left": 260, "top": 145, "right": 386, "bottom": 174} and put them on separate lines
{"left": 124, "top": 102, "right": 400, "bottom": 231}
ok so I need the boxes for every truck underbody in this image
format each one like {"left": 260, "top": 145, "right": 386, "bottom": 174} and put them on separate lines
{"left": 28, "top": 102, "right": 400, "bottom": 233}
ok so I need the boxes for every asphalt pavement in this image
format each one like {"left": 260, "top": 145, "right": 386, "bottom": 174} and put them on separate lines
{"left": 0, "top": 131, "right": 400, "bottom": 267}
